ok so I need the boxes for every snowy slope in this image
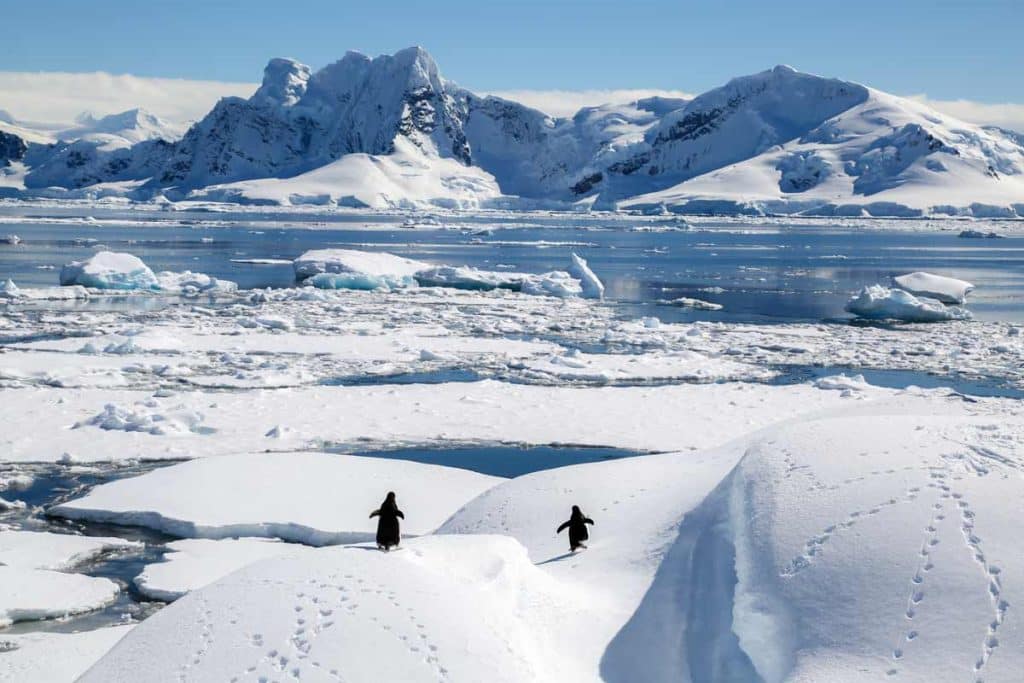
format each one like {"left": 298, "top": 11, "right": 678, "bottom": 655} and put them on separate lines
{"left": 620, "top": 82, "right": 1024, "bottom": 217}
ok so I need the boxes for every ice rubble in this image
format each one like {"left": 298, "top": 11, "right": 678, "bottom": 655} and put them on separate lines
{"left": 59, "top": 250, "right": 236, "bottom": 294}
{"left": 293, "top": 248, "right": 604, "bottom": 298}
{"left": 845, "top": 285, "right": 972, "bottom": 322}
{"left": 893, "top": 271, "right": 975, "bottom": 304}
{"left": 51, "top": 452, "right": 502, "bottom": 545}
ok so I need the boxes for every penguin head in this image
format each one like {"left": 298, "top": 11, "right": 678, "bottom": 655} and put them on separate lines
{"left": 572, "top": 504, "right": 581, "bottom": 514}
{"left": 386, "top": 491, "right": 396, "bottom": 502}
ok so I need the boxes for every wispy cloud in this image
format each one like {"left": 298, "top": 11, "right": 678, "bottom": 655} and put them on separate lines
{"left": 0, "top": 71, "right": 256, "bottom": 127}
{"left": 906, "top": 95, "right": 1024, "bottom": 134}
{"left": 481, "top": 89, "right": 694, "bottom": 118}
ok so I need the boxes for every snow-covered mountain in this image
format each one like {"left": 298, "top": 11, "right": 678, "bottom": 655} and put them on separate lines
{"left": 4, "top": 48, "right": 1023, "bottom": 216}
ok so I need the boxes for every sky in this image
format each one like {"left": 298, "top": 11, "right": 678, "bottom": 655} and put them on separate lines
{"left": 2, "top": 0, "right": 1022, "bottom": 127}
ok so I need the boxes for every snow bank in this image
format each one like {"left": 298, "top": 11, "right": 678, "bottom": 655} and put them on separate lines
{"left": 845, "top": 285, "right": 972, "bottom": 322}
{"left": 0, "top": 566, "right": 120, "bottom": 627}
{"left": 0, "top": 530, "right": 141, "bottom": 570}
{"left": 0, "top": 627, "right": 132, "bottom": 683}
{"left": 893, "top": 271, "right": 975, "bottom": 304}
{"left": 135, "top": 538, "right": 309, "bottom": 601}
{"left": 52, "top": 452, "right": 502, "bottom": 545}
{"left": 60, "top": 251, "right": 159, "bottom": 290}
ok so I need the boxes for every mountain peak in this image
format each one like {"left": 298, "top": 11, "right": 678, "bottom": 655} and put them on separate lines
{"left": 254, "top": 58, "right": 312, "bottom": 107}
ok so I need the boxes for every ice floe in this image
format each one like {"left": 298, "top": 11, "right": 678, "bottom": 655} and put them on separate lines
{"left": 0, "top": 566, "right": 120, "bottom": 628}
{"left": 0, "top": 530, "right": 141, "bottom": 570}
{"left": 845, "top": 285, "right": 972, "bottom": 322}
{"left": 0, "top": 626, "right": 132, "bottom": 682}
{"left": 51, "top": 452, "right": 502, "bottom": 544}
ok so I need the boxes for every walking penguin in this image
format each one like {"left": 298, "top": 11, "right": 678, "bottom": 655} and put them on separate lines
{"left": 369, "top": 491, "right": 404, "bottom": 552}
{"left": 556, "top": 505, "right": 595, "bottom": 551}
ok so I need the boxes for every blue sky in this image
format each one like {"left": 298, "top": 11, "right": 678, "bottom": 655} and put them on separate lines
{"left": 4, "top": 0, "right": 1022, "bottom": 102}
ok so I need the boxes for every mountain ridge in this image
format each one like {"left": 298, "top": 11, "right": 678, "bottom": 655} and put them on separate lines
{"left": 2, "top": 47, "right": 1022, "bottom": 217}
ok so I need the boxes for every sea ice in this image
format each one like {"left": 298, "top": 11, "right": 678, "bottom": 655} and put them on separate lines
{"left": 51, "top": 452, "right": 503, "bottom": 544}
{"left": 893, "top": 271, "right": 975, "bottom": 304}
{"left": 0, "top": 566, "right": 120, "bottom": 628}
{"left": 60, "top": 251, "right": 160, "bottom": 291}
{"left": 845, "top": 285, "right": 972, "bottom": 322}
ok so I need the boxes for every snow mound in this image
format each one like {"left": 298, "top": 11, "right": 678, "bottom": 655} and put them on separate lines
{"left": 0, "top": 566, "right": 120, "bottom": 628}
{"left": 724, "top": 405, "right": 1024, "bottom": 681}
{"left": 134, "top": 538, "right": 308, "bottom": 601}
{"left": 51, "top": 452, "right": 503, "bottom": 545}
{"left": 82, "top": 536, "right": 592, "bottom": 683}
{"left": 893, "top": 271, "right": 974, "bottom": 304}
{"left": 75, "top": 401, "right": 207, "bottom": 436}
{"left": 60, "top": 251, "right": 159, "bottom": 291}
{"left": 845, "top": 285, "right": 972, "bottom": 322}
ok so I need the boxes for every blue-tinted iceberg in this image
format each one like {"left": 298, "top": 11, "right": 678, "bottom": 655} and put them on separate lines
{"left": 845, "top": 285, "right": 971, "bottom": 322}
{"left": 60, "top": 251, "right": 160, "bottom": 290}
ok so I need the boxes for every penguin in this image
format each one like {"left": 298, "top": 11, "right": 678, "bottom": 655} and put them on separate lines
{"left": 369, "top": 491, "right": 404, "bottom": 551}
{"left": 556, "top": 505, "right": 595, "bottom": 551}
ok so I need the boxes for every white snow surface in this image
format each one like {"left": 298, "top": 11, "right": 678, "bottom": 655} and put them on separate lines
{"left": 0, "top": 626, "right": 132, "bottom": 683}
{"left": 77, "top": 391, "right": 1024, "bottom": 682}
{"left": 51, "top": 452, "right": 503, "bottom": 545}
{"left": 134, "top": 538, "right": 310, "bottom": 601}
{"left": 894, "top": 271, "right": 975, "bottom": 304}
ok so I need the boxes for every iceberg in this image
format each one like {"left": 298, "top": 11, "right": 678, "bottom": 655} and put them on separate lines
{"left": 60, "top": 251, "right": 160, "bottom": 290}
{"left": 0, "top": 279, "right": 21, "bottom": 300}
{"left": 568, "top": 252, "right": 605, "bottom": 299}
{"left": 892, "top": 271, "right": 974, "bottom": 304}
{"left": 294, "top": 249, "right": 425, "bottom": 290}
{"left": 295, "top": 247, "right": 604, "bottom": 299}
{"left": 60, "top": 251, "right": 237, "bottom": 294}
{"left": 845, "top": 285, "right": 972, "bottom": 322}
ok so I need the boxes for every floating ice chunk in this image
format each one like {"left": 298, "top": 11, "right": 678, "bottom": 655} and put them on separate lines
{"left": 0, "top": 496, "right": 27, "bottom": 512}
{"left": 0, "top": 279, "right": 22, "bottom": 300}
{"left": 0, "top": 235, "right": 21, "bottom": 245}
{"left": 568, "top": 252, "right": 605, "bottom": 299}
{"left": 155, "top": 270, "right": 238, "bottom": 296}
{"left": 414, "top": 265, "right": 521, "bottom": 291}
{"left": 893, "top": 271, "right": 974, "bottom": 304}
{"left": 519, "top": 270, "right": 583, "bottom": 298}
{"left": 958, "top": 229, "right": 1003, "bottom": 239}
{"left": 813, "top": 373, "right": 871, "bottom": 396}
{"left": 0, "top": 566, "right": 120, "bottom": 628}
{"left": 0, "top": 530, "right": 142, "bottom": 571}
{"left": 60, "top": 251, "right": 160, "bottom": 291}
{"left": 671, "top": 297, "right": 723, "bottom": 311}
{"left": 294, "top": 249, "right": 426, "bottom": 289}
{"left": 845, "top": 285, "right": 972, "bottom": 322}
